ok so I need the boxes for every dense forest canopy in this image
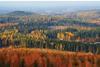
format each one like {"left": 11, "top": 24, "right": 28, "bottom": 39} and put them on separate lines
{"left": 0, "top": 9, "right": 100, "bottom": 54}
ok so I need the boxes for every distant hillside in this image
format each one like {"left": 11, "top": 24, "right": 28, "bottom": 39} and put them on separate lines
{"left": 6, "top": 11, "right": 35, "bottom": 16}
{"left": 77, "top": 9, "right": 100, "bottom": 18}
{"left": 0, "top": 10, "right": 100, "bottom": 27}
{"left": 76, "top": 9, "right": 100, "bottom": 24}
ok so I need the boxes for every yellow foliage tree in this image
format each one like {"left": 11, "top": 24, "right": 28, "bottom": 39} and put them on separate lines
{"left": 65, "top": 32, "right": 74, "bottom": 41}
{"left": 57, "top": 33, "right": 65, "bottom": 40}
{"left": 30, "top": 30, "right": 46, "bottom": 41}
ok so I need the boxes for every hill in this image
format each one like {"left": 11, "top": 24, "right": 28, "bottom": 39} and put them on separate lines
{"left": 6, "top": 11, "right": 38, "bottom": 16}
{"left": 76, "top": 9, "right": 100, "bottom": 24}
{"left": 0, "top": 48, "right": 99, "bottom": 67}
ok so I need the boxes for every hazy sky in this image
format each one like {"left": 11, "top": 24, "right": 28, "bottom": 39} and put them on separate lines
{"left": 0, "top": 1, "right": 100, "bottom": 12}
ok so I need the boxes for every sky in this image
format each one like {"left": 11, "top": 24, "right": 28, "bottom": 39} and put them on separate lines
{"left": 0, "top": 1, "right": 100, "bottom": 13}
{"left": 0, "top": 0, "right": 100, "bottom": 1}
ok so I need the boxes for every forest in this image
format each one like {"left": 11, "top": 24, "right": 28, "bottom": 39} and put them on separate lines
{"left": 0, "top": 10, "right": 100, "bottom": 54}
{"left": 0, "top": 9, "right": 100, "bottom": 67}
